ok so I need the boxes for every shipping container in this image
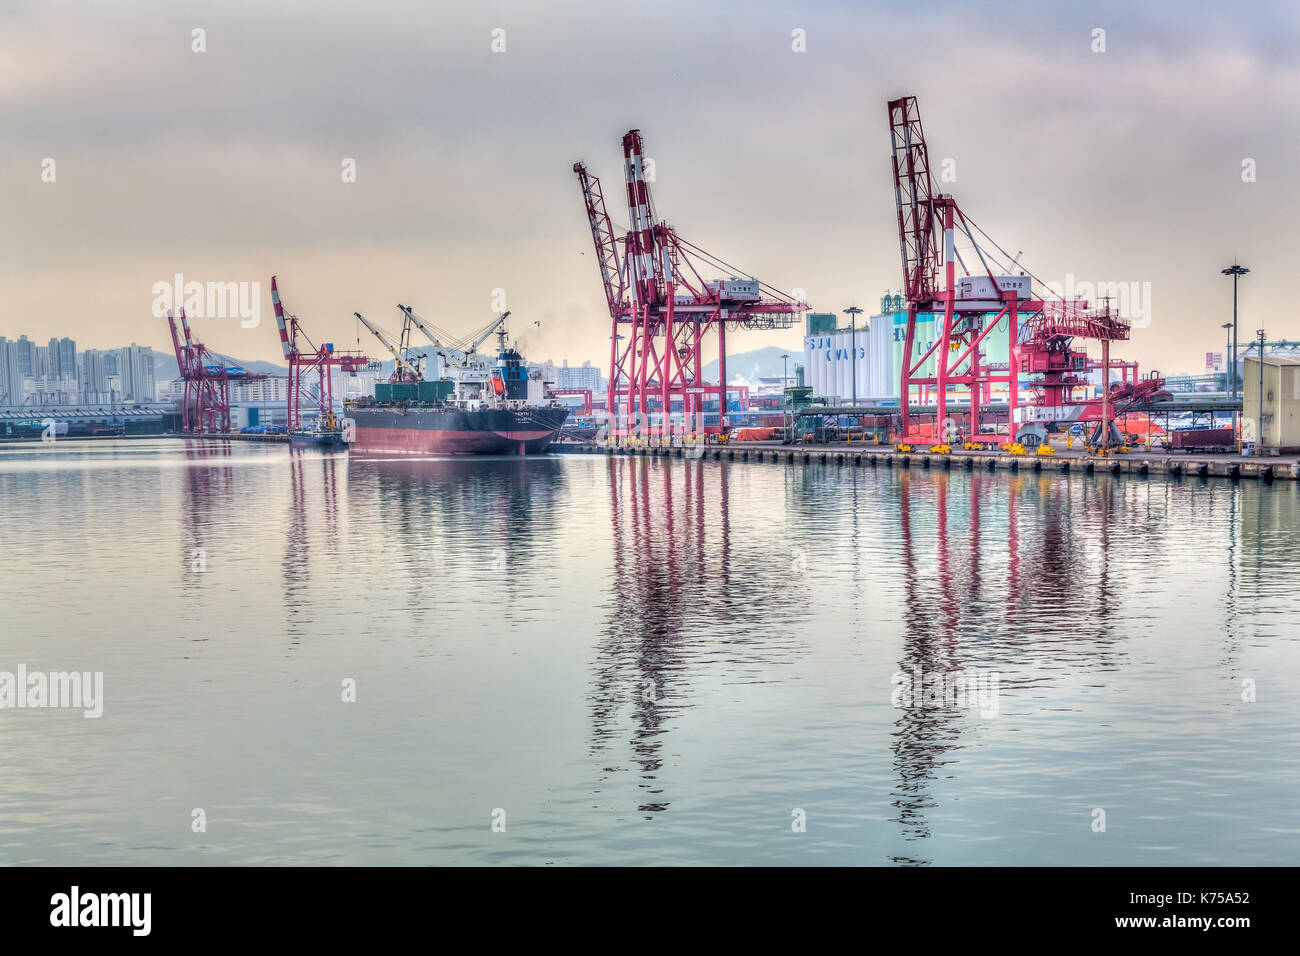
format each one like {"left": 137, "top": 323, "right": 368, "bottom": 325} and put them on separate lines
{"left": 417, "top": 380, "right": 454, "bottom": 403}
{"left": 1170, "top": 427, "right": 1235, "bottom": 451}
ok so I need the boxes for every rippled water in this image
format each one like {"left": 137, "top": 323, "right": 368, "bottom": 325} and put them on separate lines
{"left": 1, "top": 439, "right": 1297, "bottom": 865}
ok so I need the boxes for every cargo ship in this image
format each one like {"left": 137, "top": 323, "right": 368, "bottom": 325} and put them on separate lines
{"left": 345, "top": 317, "right": 568, "bottom": 456}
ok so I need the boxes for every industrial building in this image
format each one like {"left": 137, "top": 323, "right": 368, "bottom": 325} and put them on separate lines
{"left": 0, "top": 403, "right": 171, "bottom": 438}
{"left": 802, "top": 300, "right": 1012, "bottom": 405}
{"left": 1243, "top": 354, "right": 1300, "bottom": 454}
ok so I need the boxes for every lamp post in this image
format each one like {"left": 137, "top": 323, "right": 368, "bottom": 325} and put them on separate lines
{"left": 1221, "top": 263, "right": 1249, "bottom": 399}
{"left": 1220, "top": 322, "right": 1232, "bottom": 392}
{"left": 1256, "top": 328, "right": 1267, "bottom": 452}
{"left": 780, "top": 352, "right": 791, "bottom": 438}
{"left": 843, "top": 306, "right": 863, "bottom": 408}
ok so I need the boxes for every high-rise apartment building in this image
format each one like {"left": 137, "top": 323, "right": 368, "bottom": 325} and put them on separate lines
{"left": 0, "top": 337, "right": 31, "bottom": 404}
{"left": 555, "top": 360, "right": 602, "bottom": 392}
{"left": 49, "top": 337, "right": 76, "bottom": 379}
{"left": 80, "top": 349, "right": 115, "bottom": 400}
{"left": 117, "top": 344, "right": 156, "bottom": 401}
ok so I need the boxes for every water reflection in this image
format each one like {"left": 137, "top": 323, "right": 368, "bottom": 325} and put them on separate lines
{"left": 888, "top": 469, "right": 1180, "bottom": 863}
{"left": 282, "top": 450, "right": 345, "bottom": 643}
{"left": 892, "top": 471, "right": 969, "bottom": 862}
{"left": 179, "top": 441, "right": 237, "bottom": 607}
{"left": 5, "top": 441, "right": 1300, "bottom": 864}
{"left": 591, "top": 457, "right": 726, "bottom": 815}
{"left": 343, "top": 456, "right": 569, "bottom": 614}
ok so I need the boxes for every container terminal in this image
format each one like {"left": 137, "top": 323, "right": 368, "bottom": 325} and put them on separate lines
{"left": 22, "top": 96, "right": 1279, "bottom": 470}
{"left": 561, "top": 96, "right": 1289, "bottom": 466}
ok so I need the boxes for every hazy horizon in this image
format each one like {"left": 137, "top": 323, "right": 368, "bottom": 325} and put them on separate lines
{"left": 4, "top": 0, "right": 1296, "bottom": 378}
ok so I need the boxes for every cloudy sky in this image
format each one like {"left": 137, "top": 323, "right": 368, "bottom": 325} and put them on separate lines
{"left": 2, "top": 0, "right": 1296, "bottom": 376}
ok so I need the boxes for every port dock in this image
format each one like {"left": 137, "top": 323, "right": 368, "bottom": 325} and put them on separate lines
{"left": 551, "top": 440, "right": 1299, "bottom": 482}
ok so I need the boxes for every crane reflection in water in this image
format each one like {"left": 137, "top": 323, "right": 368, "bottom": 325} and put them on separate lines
{"left": 591, "top": 456, "right": 731, "bottom": 816}
{"left": 889, "top": 466, "right": 1180, "bottom": 864}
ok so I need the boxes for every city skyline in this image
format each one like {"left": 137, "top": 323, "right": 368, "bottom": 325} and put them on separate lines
{"left": 0, "top": 324, "right": 610, "bottom": 408}
{"left": 0, "top": 334, "right": 157, "bottom": 406}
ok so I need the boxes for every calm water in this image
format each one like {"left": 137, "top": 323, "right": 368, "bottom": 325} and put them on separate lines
{"left": 1, "top": 439, "right": 1298, "bottom": 866}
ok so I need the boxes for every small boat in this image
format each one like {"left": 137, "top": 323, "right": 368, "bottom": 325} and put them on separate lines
{"left": 290, "top": 411, "right": 347, "bottom": 448}
{"left": 290, "top": 428, "right": 346, "bottom": 447}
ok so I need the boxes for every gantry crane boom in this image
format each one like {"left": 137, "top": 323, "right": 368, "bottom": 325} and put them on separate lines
{"left": 573, "top": 161, "right": 628, "bottom": 321}
{"left": 166, "top": 310, "right": 192, "bottom": 378}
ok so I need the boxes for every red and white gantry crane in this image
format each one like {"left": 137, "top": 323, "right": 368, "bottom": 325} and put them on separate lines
{"left": 270, "top": 276, "right": 369, "bottom": 429}
{"left": 887, "top": 96, "right": 1161, "bottom": 450}
{"left": 166, "top": 309, "right": 267, "bottom": 434}
{"left": 575, "top": 130, "right": 808, "bottom": 437}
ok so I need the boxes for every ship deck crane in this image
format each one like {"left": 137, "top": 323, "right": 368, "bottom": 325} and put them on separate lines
{"left": 354, "top": 311, "right": 421, "bottom": 382}
{"left": 396, "top": 306, "right": 512, "bottom": 378}
{"left": 464, "top": 310, "right": 511, "bottom": 356}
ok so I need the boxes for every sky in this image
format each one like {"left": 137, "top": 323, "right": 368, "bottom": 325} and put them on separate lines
{"left": 2, "top": 0, "right": 1297, "bottom": 377}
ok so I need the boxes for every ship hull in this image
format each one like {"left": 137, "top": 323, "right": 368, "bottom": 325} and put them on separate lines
{"left": 344, "top": 405, "right": 568, "bottom": 456}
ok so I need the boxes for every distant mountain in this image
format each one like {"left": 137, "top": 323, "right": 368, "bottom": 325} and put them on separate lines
{"left": 151, "top": 349, "right": 287, "bottom": 382}
{"left": 703, "top": 345, "right": 801, "bottom": 384}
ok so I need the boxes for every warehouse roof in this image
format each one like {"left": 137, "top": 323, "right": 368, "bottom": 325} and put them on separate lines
{"left": 0, "top": 404, "right": 171, "bottom": 421}
{"left": 1245, "top": 354, "right": 1300, "bottom": 367}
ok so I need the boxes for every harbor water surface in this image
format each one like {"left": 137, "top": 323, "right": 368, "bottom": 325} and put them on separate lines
{"left": 1, "top": 439, "right": 1297, "bottom": 865}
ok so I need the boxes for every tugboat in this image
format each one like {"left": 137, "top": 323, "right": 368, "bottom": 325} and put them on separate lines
{"left": 560, "top": 414, "right": 600, "bottom": 442}
{"left": 290, "top": 409, "right": 347, "bottom": 448}
{"left": 345, "top": 309, "right": 569, "bottom": 456}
